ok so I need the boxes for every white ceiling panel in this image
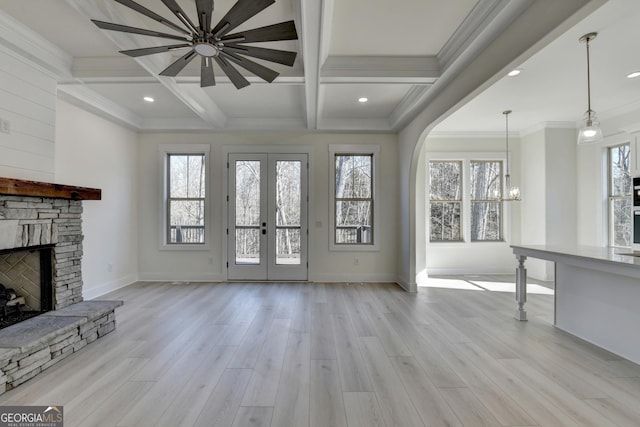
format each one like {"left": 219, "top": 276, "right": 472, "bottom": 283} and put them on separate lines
{"left": 330, "top": 0, "right": 477, "bottom": 56}
{"left": 322, "top": 84, "right": 413, "bottom": 119}
{"left": 202, "top": 84, "right": 304, "bottom": 119}
{"left": 0, "top": 0, "right": 119, "bottom": 57}
{"left": 85, "top": 82, "right": 199, "bottom": 118}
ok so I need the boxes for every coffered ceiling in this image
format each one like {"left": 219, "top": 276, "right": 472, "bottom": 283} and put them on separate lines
{"left": 1, "top": 0, "right": 636, "bottom": 134}
{"left": 0, "top": 0, "right": 503, "bottom": 132}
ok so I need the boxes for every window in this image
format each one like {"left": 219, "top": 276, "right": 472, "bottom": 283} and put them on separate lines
{"left": 470, "top": 161, "right": 502, "bottom": 241}
{"left": 428, "top": 155, "right": 507, "bottom": 243}
{"left": 608, "top": 143, "right": 631, "bottom": 247}
{"left": 429, "top": 161, "right": 462, "bottom": 241}
{"left": 329, "top": 145, "right": 379, "bottom": 250}
{"left": 160, "top": 145, "right": 210, "bottom": 248}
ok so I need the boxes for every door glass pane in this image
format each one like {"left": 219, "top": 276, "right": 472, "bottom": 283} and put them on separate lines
{"left": 236, "top": 229, "right": 260, "bottom": 264}
{"left": 276, "top": 228, "right": 300, "bottom": 265}
{"left": 235, "top": 160, "right": 261, "bottom": 264}
{"left": 235, "top": 161, "right": 261, "bottom": 226}
{"left": 276, "top": 161, "right": 301, "bottom": 265}
{"left": 276, "top": 161, "right": 301, "bottom": 226}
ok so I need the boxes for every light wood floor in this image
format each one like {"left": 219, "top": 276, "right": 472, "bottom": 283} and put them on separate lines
{"left": 2, "top": 277, "right": 640, "bottom": 426}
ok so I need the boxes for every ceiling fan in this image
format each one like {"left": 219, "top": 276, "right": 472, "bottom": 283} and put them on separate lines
{"left": 91, "top": 0, "right": 298, "bottom": 89}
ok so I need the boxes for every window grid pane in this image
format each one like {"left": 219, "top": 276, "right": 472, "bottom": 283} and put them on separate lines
{"left": 429, "top": 161, "right": 462, "bottom": 241}
{"left": 470, "top": 161, "right": 503, "bottom": 241}
{"left": 167, "top": 153, "right": 206, "bottom": 244}
{"left": 608, "top": 144, "right": 631, "bottom": 248}
{"left": 335, "top": 154, "right": 374, "bottom": 245}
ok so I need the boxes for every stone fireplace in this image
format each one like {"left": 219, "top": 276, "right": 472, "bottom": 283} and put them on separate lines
{"left": 0, "top": 178, "right": 122, "bottom": 393}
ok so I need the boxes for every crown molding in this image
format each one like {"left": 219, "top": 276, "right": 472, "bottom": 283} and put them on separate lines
{"left": 427, "top": 131, "right": 506, "bottom": 139}
{"left": 322, "top": 56, "right": 440, "bottom": 83}
{"left": 437, "top": 0, "right": 511, "bottom": 72}
{"left": 520, "top": 121, "right": 576, "bottom": 137}
{"left": 0, "top": 11, "right": 73, "bottom": 79}
{"left": 319, "top": 118, "right": 392, "bottom": 132}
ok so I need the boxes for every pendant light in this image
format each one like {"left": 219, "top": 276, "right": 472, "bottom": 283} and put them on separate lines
{"left": 577, "top": 32, "right": 603, "bottom": 144}
{"left": 503, "top": 110, "right": 521, "bottom": 201}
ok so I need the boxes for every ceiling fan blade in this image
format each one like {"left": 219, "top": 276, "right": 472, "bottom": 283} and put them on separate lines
{"left": 195, "top": 0, "right": 214, "bottom": 33}
{"left": 159, "top": 49, "right": 198, "bottom": 77}
{"left": 120, "top": 44, "right": 191, "bottom": 57}
{"left": 221, "top": 20, "right": 298, "bottom": 44}
{"left": 214, "top": 56, "right": 250, "bottom": 89}
{"left": 224, "top": 44, "right": 296, "bottom": 66}
{"left": 201, "top": 56, "right": 216, "bottom": 87}
{"left": 220, "top": 51, "right": 278, "bottom": 83}
{"left": 114, "top": 0, "right": 189, "bottom": 35}
{"left": 92, "top": 20, "right": 190, "bottom": 42}
{"left": 161, "top": 0, "right": 199, "bottom": 33}
{"left": 211, "top": 0, "right": 274, "bottom": 38}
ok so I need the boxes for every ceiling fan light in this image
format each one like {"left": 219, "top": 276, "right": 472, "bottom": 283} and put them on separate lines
{"left": 194, "top": 43, "right": 219, "bottom": 57}
{"left": 577, "top": 110, "right": 602, "bottom": 144}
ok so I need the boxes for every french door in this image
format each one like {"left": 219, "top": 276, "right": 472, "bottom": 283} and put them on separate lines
{"left": 227, "top": 153, "right": 308, "bottom": 281}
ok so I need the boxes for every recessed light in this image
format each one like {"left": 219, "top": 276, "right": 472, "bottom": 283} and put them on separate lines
{"left": 143, "top": 96, "right": 155, "bottom": 103}
{"left": 358, "top": 97, "right": 368, "bottom": 103}
{"left": 507, "top": 69, "right": 522, "bottom": 77}
{"left": 627, "top": 71, "right": 640, "bottom": 79}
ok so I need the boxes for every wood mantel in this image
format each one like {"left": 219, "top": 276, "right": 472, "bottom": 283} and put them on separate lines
{"left": 0, "top": 177, "right": 101, "bottom": 200}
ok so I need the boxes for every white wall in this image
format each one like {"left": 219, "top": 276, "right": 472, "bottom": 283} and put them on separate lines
{"left": 0, "top": 44, "right": 56, "bottom": 182}
{"left": 55, "top": 99, "right": 139, "bottom": 299}
{"left": 137, "top": 132, "right": 399, "bottom": 283}
{"left": 419, "top": 137, "right": 522, "bottom": 276}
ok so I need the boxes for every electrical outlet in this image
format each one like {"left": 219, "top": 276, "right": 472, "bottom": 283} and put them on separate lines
{"left": 0, "top": 118, "right": 10, "bottom": 134}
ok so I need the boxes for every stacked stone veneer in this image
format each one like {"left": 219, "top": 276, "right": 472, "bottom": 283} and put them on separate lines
{"left": 0, "top": 300, "right": 122, "bottom": 393}
{"left": 0, "top": 195, "right": 84, "bottom": 309}
{"left": 0, "top": 191, "right": 122, "bottom": 395}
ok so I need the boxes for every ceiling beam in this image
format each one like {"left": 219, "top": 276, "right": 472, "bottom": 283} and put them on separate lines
{"left": 298, "top": 0, "right": 331, "bottom": 129}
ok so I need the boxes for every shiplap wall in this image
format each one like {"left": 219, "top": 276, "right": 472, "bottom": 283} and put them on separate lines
{"left": 0, "top": 44, "right": 56, "bottom": 182}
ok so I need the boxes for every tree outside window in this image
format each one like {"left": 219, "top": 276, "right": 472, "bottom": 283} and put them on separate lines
{"left": 608, "top": 143, "right": 631, "bottom": 247}
{"left": 429, "top": 161, "right": 462, "bottom": 241}
{"left": 167, "top": 154, "right": 206, "bottom": 244}
{"left": 335, "top": 154, "right": 373, "bottom": 244}
{"left": 470, "top": 160, "right": 502, "bottom": 241}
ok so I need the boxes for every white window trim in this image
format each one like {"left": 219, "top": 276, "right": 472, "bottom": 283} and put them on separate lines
{"left": 603, "top": 138, "right": 632, "bottom": 249}
{"left": 329, "top": 144, "right": 380, "bottom": 252}
{"left": 426, "top": 151, "right": 512, "bottom": 247}
{"left": 159, "top": 144, "right": 211, "bottom": 251}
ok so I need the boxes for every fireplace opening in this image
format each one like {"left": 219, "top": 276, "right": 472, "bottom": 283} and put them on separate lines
{"left": 0, "top": 245, "right": 53, "bottom": 330}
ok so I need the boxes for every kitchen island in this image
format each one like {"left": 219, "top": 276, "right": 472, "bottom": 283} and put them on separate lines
{"left": 511, "top": 244, "right": 640, "bottom": 364}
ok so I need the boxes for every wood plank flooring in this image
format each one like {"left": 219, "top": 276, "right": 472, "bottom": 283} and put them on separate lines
{"left": 1, "top": 276, "right": 640, "bottom": 426}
